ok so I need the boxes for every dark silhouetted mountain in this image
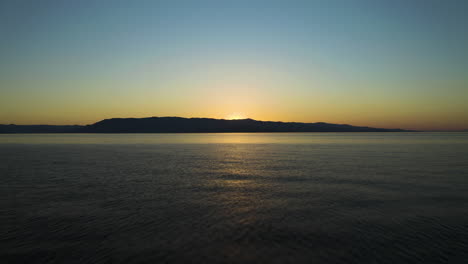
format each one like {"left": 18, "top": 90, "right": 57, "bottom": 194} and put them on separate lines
{"left": 0, "top": 117, "right": 410, "bottom": 133}
{"left": 81, "top": 117, "right": 409, "bottom": 133}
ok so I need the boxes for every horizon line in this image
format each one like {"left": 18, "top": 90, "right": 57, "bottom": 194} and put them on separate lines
{"left": 2, "top": 116, "right": 467, "bottom": 132}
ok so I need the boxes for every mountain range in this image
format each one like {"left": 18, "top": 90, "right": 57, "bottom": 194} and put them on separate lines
{"left": 0, "top": 117, "right": 410, "bottom": 133}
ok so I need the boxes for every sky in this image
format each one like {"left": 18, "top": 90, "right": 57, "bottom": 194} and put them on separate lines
{"left": 1, "top": 0, "right": 467, "bottom": 130}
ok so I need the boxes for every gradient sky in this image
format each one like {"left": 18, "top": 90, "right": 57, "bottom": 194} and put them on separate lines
{"left": 1, "top": 0, "right": 467, "bottom": 130}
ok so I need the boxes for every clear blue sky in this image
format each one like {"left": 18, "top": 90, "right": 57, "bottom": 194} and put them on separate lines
{"left": 1, "top": 0, "right": 467, "bottom": 130}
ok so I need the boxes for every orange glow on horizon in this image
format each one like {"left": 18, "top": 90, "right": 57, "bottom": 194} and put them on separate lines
{"left": 225, "top": 113, "right": 246, "bottom": 120}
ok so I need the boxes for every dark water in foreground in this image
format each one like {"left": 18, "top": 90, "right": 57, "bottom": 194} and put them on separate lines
{"left": 1, "top": 133, "right": 468, "bottom": 263}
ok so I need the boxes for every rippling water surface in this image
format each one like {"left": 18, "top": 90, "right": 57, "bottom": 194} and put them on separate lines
{"left": 1, "top": 133, "right": 468, "bottom": 263}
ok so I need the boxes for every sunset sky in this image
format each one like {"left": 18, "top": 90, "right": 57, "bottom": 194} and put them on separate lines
{"left": 1, "top": 0, "right": 467, "bottom": 130}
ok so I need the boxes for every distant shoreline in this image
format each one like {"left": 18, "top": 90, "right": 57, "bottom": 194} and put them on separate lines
{"left": 1, "top": 116, "right": 414, "bottom": 133}
{"left": 0, "top": 131, "right": 427, "bottom": 134}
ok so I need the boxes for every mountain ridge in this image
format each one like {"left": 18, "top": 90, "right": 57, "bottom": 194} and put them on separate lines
{"left": 0, "top": 116, "right": 411, "bottom": 133}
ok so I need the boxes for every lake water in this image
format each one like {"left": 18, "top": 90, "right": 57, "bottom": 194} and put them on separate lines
{"left": 1, "top": 133, "right": 468, "bottom": 263}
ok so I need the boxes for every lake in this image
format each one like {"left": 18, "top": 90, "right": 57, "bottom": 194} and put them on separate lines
{"left": 1, "top": 133, "right": 468, "bottom": 263}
